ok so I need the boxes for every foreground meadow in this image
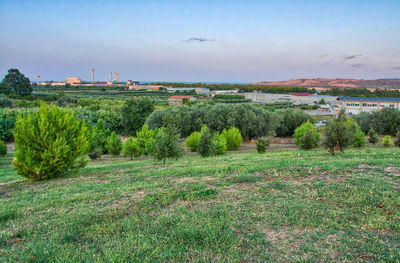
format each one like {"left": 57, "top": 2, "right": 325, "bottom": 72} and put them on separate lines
{"left": 1, "top": 147, "right": 399, "bottom": 262}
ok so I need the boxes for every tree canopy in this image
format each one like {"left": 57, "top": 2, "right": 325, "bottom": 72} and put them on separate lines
{"left": 1, "top": 68, "right": 32, "bottom": 96}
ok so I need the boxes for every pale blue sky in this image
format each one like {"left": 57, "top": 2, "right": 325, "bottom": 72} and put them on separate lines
{"left": 0, "top": 0, "right": 399, "bottom": 82}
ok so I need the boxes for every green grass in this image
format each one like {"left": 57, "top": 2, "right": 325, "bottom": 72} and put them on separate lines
{"left": 1, "top": 147, "right": 399, "bottom": 262}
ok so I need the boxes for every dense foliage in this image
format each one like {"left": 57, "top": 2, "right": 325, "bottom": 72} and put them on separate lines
{"left": 382, "top": 135, "right": 392, "bottom": 147}
{"left": 12, "top": 104, "right": 89, "bottom": 180}
{"left": 197, "top": 126, "right": 215, "bottom": 157}
{"left": 0, "top": 140, "right": 6, "bottom": 157}
{"left": 322, "top": 87, "right": 400, "bottom": 98}
{"left": 353, "top": 125, "right": 366, "bottom": 148}
{"left": 106, "top": 131, "right": 123, "bottom": 157}
{"left": 256, "top": 138, "right": 270, "bottom": 153}
{"left": 222, "top": 127, "right": 243, "bottom": 150}
{"left": 353, "top": 108, "right": 400, "bottom": 136}
{"left": 135, "top": 124, "right": 158, "bottom": 155}
{"left": 123, "top": 137, "right": 141, "bottom": 160}
{"left": 1, "top": 68, "right": 32, "bottom": 96}
{"left": 152, "top": 127, "right": 183, "bottom": 165}
{"left": 146, "top": 104, "right": 278, "bottom": 140}
{"left": 367, "top": 128, "right": 379, "bottom": 145}
{"left": 395, "top": 131, "right": 400, "bottom": 147}
{"left": 275, "top": 109, "right": 316, "bottom": 137}
{"left": 121, "top": 98, "right": 154, "bottom": 135}
{"left": 0, "top": 94, "right": 12, "bottom": 108}
{"left": 213, "top": 131, "right": 227, "bottom": 155}
{"left": 323, "top": 111, "right": 358, "bottom": 155}
{"left": 293, "top": 121, "right": 320, "bottom": 150}
{"left": 185, "top": 131, "right": 201, "bottom": 152}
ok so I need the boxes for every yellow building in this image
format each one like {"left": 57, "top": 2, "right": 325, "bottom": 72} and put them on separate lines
{"left": 67, "top": 77, "right": 81, "bottom": 85}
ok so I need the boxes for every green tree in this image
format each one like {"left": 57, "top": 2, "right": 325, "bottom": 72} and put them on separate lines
{"left": 256, "top": 138, "right": 270, "bottom": 153}
{"left": 12, "top": 104, "right": 89, "bottom": 180}
{"left": 395, "top": 131, "right": 400, "bottom": 147}
{"left": 2, "top": 68, "right": 32, "bottom": 96}
{"left": 0, "top": 94, "right": 12, "bottom": 108}
{"left": 213, "top": 131, "right": 227, "bottom": 155}
{"left": 276, "top": 109, "right": 316, "bottom": 137}
{"left": 152, "top": 127, "right": 183, "bottom": 165}
{"left": 91, "top": 119, "right": 111, "bottom": 154}
{"left": 185, "top": 131, "right": 201, "bottom": 152}
{"left": 293, "top": 121, "right": 320, "bottom": 150}
{"left": 222, "top": 127, "right": 243, "bottom": 150}
{"left": 123, "top": 137, "right": 141, "bottom": 160}
{"left": 367, "top": 128, "right": 379, "bottom": 145}
{"left": 353, "top": 125, "right": 366, "bottom": 148}
{"left": 197, "top": 125, "right": 214, "bottom": 157}
{"left": 382, "top": 135, "right": 392, "bottom": 147}
{"left": 0, "top": 140, "right": 7, "bottom": 157}
{"left": 106, "top": 131, "right": 122, "bottom": 157}
{"left": 121, "top": 98, "right": 154, "bottom": 135}
{"left": 323, "top": 110, "right": 358, "bottom": 155}
{"left": 136, "top": 124, "right": 157, "bottom": 155}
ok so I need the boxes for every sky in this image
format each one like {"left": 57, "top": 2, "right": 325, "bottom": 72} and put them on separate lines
{"left": 0, "top": 0, "right": 400, "bottom": 82}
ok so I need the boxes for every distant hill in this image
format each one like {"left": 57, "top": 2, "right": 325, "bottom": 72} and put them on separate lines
{"left": 254, "top": 78, "right": 400, "bottom": 89}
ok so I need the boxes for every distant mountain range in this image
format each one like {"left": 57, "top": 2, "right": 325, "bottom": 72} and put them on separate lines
{"left": 254, "top": 78, "right": 400, "bottom": 89}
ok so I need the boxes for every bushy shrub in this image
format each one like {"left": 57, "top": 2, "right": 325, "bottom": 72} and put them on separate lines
{"left": 152, "top": 127, "right": 183, "bottom": 165}
{"left": 123, "top": 137, "right": 141, "bottom": 160}
{"left": 88, "top": 147, "right": 102, "bottom": 160}
{"left": 91, "top": 119, "right": 111, "bottom": 154}
{"left": 0, "top": 140, "right": 7, "bottom": 157}
{"left": 197, "top": 126, "right": 214, "bottom": 157}
{"left": 323, "top": 110, "right": 358, "bottom": 155}
{"left": 256, "top": 138, "right": 270, "bottom": 153}
{"left": 0, "top": 94, "right": 12, "bottom": 108}
{"left": 185, "top": 131, "right": 201, "bottom": 152}
{"left": 222, "top": 127, "right": 243, "bottom": 150}
{"left": 136, "top": 124, "right": 158, "bottom": 155}
{"left": 353, "top": 125, "right": 366, "bottom": 148}
{"left": 382, "top": 135, "right": 392, "bottom": 148}
{"left": 121, "top": 98, "right": 154, "bottom": 135}
{"left": 213, "top": 132, "right": 227, "bottom": 155}
{"left": 293, "top": 121, "right": 320, "bottom": 150}
{"left": 12, "top": 104, "right": 89, "bottom": 180}
{"left": 276, "top": 109, "right": 316, "bottom": 137}
{"left": 368, "top": 128, "right": 378, "bottom": 145}
{"left": 395, "top": 131, "right": 400, "bottom": 147}
{"left": 106, "top": 131, "right": 122, "bottom": 157}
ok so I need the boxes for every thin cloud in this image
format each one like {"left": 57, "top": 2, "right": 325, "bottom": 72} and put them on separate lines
{"left": 344, "top": 54, "right": 362, "bottom": 60}
{"left": 185, "top": 37, "right": 215, "bottom": 42}
{"left": 350, "top": 63, "right": 365, "bottom": 68}
{"left": 391, "top": 66, "right": 400, "bottom": 70}
{"left": 317, "top": 54, "right": 328, "bottom": 59}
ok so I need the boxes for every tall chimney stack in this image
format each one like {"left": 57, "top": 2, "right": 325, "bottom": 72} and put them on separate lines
{"left": 110, "top": 72, "right": 113, "bottom": 82}
{"left": 35, "top": 75, "right": 40, "bottom": 85}
{"left": 91, "top": 68, "right": 94, "bottom": 83}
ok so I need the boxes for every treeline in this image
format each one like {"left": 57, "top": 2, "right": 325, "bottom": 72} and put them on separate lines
{"left": 145, "top": 104, "right": 315, "bottom": 140}
{"left": 353, "top": 107, "right": 400, "bottom": 136}
{"left": 151, "top": 82, "right": 315, "bottom": 94}
{"left": 321, "top": 87, "right": 400, "bottom": 98}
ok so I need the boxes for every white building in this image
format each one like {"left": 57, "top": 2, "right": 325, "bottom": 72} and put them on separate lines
{"left": 338, "top": 96, "right": 400, "bottom": 115}
{"left": 244, "top": 92, "right": 291, "bottom": 103}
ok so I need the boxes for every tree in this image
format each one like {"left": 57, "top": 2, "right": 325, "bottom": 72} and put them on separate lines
{"left": 222, "top": 127, "right": 243, "bottom": 150}
{"left": 318, "top": 99, "right": 326, "bottom": 104}
{"left": 123, "top": 137, "right": 141, "bottom": 160}
{"left": 91, "top": 119, "right": 111, "bottom": 154}
{"left": 276, "top": 109, "right": 316, "bottom": 137}
{"left": 0, "top": 94, "right": 12, "bottom": 108}
{"left": 197, "top": 125, "right": 214, "bottom": 157}
{"left": 136, "top": 124, "right": 157, "bottom": 155}
{"left": 185, "top": 131, "right": 201, "bottom": 152}
{"left": 106, "top": 131, "right": 122, "bottom": 157}
{"left": 353, "top": 125, "right": 366, "bottom": 148}
{"left": 367, "top": 128, "right": 379, "bottom": 145}
{"left": 213, "top": 131, "right": 227, "bottom": 155}
{"left": 293, "top": 121, "right": 320, "bottom": 150}
{"left": 382, "top": 135, "right": 392, "bottom": 147}
{"left": 395, "top": 131, "right": 400, "bottom": 147}
{"left": 121, "top": 98, "right": 154, "bottom": 135}
{"left": 1, "top": 68, "right": 32, "bottom": 96}
{"left": 256, "top": 138, "right": 270, "bottom": 153}
{"left": 152, "top": 127, "right": 183, "bottom": 165}
{"left": 323, "top": 110, "right": 358, "bottom": 155}
{"left": 12, "top": 104, "right": 89, "bottom": 180}
{"left": 0, "top": 140, "right": 6, "bottom": 157}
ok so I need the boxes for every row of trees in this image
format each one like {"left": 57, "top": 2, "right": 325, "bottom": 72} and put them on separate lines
{"left": 291, "top": 111, "right": 400, "bottom": 154}
{"left": 145, "top": 104, "right": 314, "bottom": 140}
{"left": 353, "top": 107, "right": 400, "bottom": 136}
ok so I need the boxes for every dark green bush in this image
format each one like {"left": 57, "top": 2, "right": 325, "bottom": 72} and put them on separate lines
{"left": 256, "top": 138, "right": 270, "bottom": 153}
{"left": 152, "top": 127, "right": 183, "bottom": 165}
{"left": 0, "top": 140, "right": 7, "bottom": 157}
{"left": 197, "top": 126, "right": 214, "bottom": 157}
{"left": 123, "top": 137, "right": 141, "bottom": 160}
{"left": 106, "top": 131, "right": 122, "bottom": 157}
{"left": 293, "top": 121, "right": 320, "bottom": 150}
{"left": 367, "top": 128, "right": 378, "bottom": 145}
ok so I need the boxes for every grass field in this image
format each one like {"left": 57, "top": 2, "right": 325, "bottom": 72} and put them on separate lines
{"left": 1, "top": 147, "right": 399, "bottom": 262}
